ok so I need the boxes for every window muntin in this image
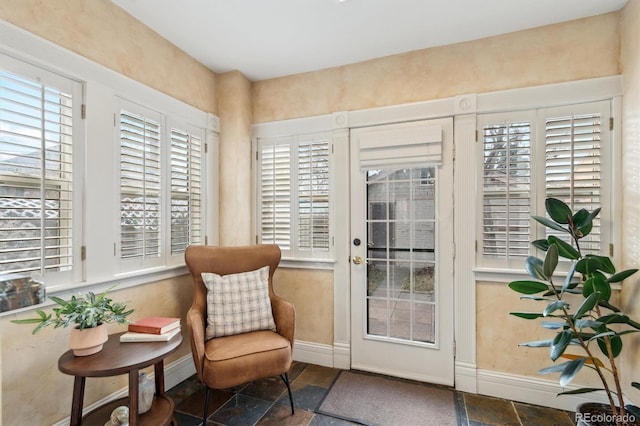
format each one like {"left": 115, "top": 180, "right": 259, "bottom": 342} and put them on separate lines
{"left": 258, "top": 133, "right": 332, "bottom": 260}
{"left": 0, "top": 67, "right": 75, "bottom": 279}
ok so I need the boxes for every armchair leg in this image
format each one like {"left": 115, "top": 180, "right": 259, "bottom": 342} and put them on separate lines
{"left": 203, "top": 385, "right": 211, "bottom": 425}
{"left": 280, "top": 373, "right": 295, "bottom": 415}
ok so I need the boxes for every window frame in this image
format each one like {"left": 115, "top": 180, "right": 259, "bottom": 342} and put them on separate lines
{"left": 0, "top": 23, "right": 218, "bottom": 304}
{"left": 476, "top": 100, "right": 616, "bottom": 273}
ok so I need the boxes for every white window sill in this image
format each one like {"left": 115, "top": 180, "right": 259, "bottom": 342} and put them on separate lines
{"left": 280, "top": 257, "right": 335, "bottom": 270}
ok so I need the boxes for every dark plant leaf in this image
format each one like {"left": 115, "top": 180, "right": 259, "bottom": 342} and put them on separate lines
{"left": 573, "top": 291, "right": 600, "bottom": 320}
{"left": 576, "top": 257, "right": 603, "bottom": 275}
{"left": 550, "top": 330, "right": 573, "bottom": 361}
{"left": 606, "top": 268, "right": 639, "bottom": 284}
{"left": 533, "top": 215, "right": 569, "bottom": 233}
{"left": 597, "top": 299, "right": 621, "bottom": 313}
{"left": 598, "top": 313, "right": 630, "bottom": 325}
{"left": 547, "top": 236, "right": 580, "bottom": 260}
{"left": 532, "top": 239, "right": 550, "bottom": 252}
{"left": 560, "top": 357, "right": 586, "bottom": 387}
{"left": 632, "top": 382, "right": 640, "bottom": 390}
{"left": 559, "top": 387, "right": 604, "bottom": 395}
{"left": 583, "top": 275, "right": 611, "bottom": 302}
{"left": 626, "top": 405, "right": 640, "bottom": 420}
{"left": 525, "top": 257, "right": 546, "bottom": 280}
{"left": 544, "top": 244, "right": 559, "bottom": 278}
{"left": 597, "top": 334, "right": 622, "bottom": 358}
{"left": 520, "top": 295, "right": 550, "bottom": 301}
{"left": 519, "top": 339, "right": 553, "bottom": 348}
{"left": 546, "top": 198, "right": 572, "bottom": 224}
{"left": 571, "top": 208, "right": 590, "bottom": 230}
{"left": 510, "top": 312, "right": 545, "bottom": 320}
{"left": 509, "top": 280, "right": 549, "bottom": 295}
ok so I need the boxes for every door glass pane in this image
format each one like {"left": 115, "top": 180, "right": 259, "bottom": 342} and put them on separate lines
{"left": 366, "top": 167, "right": 437, "bottom": 344}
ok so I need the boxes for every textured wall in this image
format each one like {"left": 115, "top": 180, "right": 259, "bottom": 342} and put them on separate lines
{"left": 252, "top": 13, "right": 620, "bottom": 123}
{"left": 0, "top": 0, "right": 216, "bottom": 114}
{"left": 621, "top": 0, "right": 640, "bottom": 406}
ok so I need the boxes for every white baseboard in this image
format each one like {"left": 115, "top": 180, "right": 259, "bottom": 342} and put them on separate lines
{"left": 476, "top": 369, "right": 609, "bottom": 412}
{"left": 455, "top": 361, "right": 477, "bottom": 394}
{"left": 292, "top": 339, "right": 335, "bottom": 368}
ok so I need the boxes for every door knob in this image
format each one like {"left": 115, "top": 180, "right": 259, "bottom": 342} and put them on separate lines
{"left": 352, "top": 256, "right": 363, "bottom": 265}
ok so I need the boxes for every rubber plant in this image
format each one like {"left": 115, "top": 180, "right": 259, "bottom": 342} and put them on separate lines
{"left": 508, "top": 198, "right": 640, "bottom": 425}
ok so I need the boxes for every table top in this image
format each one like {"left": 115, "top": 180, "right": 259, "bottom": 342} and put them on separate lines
{"left": 58, "top": 331, "right": 182, "bottom": 377}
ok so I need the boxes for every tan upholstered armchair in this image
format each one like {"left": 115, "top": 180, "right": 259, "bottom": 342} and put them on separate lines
{"left": 184, "top": 244, "right": 296, "bottom": 423}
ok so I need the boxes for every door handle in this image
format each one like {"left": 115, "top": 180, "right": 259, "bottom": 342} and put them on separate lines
{"left": 352, "top": 256, "right": 363, "bottom": 265}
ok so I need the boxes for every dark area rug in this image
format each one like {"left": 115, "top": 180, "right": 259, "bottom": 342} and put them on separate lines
{"left": 316, "top": 371, "right": 458, "bottom": 426}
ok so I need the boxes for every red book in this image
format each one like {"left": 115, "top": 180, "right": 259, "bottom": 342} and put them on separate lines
{"left": 128, "top": 317, "right": 180, "bottom": 334}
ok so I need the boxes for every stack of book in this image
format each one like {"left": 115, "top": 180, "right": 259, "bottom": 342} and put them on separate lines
{"left": 120, "top": 316, "right": 181, "bottom": 342}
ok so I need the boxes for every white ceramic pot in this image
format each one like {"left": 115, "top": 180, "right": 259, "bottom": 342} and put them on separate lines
{"left": 68, "top": 323, "right": 108, "bottom": 356}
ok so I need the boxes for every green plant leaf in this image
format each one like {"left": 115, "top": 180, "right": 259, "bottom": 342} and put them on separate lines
{"left": 625, "top": 405, "right": 640, "bottom": 420}
{"left": 547, "top": 236, "right": 580, "bottom": 260}
{"left": 533, "top": 215, "right": 569, "bottom": 234}
{"left": 544, "top": 301, "right": 569, "bottom": 317}
{"left": 597, "top": 334, "right": 622, "bottom": 358}
{"left": 510, "top": 312, "right": 545, "bottom": 320}
{"left": 587, "top": 331, "right": 615, "bottom": 342}
{"left": 509, "top": 280, "right": 549, "bottom": 295}
{"left": 575, "top": 319, "right": 603, "bottom": 329}
{"left": 598, "top": 313, "right": 631, "bottom": 325}
{"left": 541, "top": 321, "right": 567, "bottom": 330}
{"left": 559, "top": 387, "right": 605, "bottom": 395}
{"left": 519, "top": 339, "right": 553, "bottom": 348}
{"left": 606, "top": 268, "right": 639, "bottom": 284}
{"left": 525, "top": 257, "right": 546, "bottom": 280}
{"left": 597, "top": 299, "right": 621, "bottom": 313}
{"left": 559, "top": 357, "right": 586, "bottom": 387}
{"left": 544, "top": 244, "right": 559, "bottom": 278}
{"left": 520, "top": 295, "right": 550, "bottom": 301}
{"left": 532, "top": 239, "right": 550, "bottom": 252}
{"left": 632, "top": 382, "right": 640, "bottom": 390}
{"left": 561, "top": 262, "right": 578, "bottom": 295}
{"left": 583, "top": 275, "right": 611, "bottom": 302}
{"left": 573, "top": 291, "right": 600, "bottom": 320}
{"left": 545, "top": 198, "right": 572, "bottom": 224}
{"left": 550, "top": 330, "right": 573, "bottom": 361}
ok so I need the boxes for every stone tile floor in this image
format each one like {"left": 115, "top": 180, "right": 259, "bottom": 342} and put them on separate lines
{"left": 167, "top": 361, "right": 576, "bottom": 425}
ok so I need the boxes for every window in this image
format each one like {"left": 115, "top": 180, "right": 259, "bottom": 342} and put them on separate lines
{"left": 118, "top": 101, "right": 207, "bottom": 272}
{"left": 257, "top": 133, "right": 332, "bottom": 260}
{"left": 478, "top": 101, "right": 611, "bottom": 269}
{"left": 0, "top": 60, "right": 81, "bottom": 284}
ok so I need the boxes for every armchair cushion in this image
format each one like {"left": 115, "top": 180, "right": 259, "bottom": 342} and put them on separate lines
{"left": 202, "top": 266, "right": 276, "bottom": 339}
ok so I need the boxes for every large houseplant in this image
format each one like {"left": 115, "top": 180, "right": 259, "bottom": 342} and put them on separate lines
{"left": 12, "top": 287, "right": 133, "bottom": 355}
{"left": 508, "top": 198, "right": 640, "bottom": 426}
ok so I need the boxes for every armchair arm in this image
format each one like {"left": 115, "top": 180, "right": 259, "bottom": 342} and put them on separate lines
{"left": 186, "top": 307, "right": 206, "bottom": 381}
{"left": 270, "top": 295, "right": 296, "bottom": 349}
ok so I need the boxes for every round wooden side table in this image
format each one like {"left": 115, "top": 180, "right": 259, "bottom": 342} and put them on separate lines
{"left": 58, "top": 331, "right": 182, "bottom": 426}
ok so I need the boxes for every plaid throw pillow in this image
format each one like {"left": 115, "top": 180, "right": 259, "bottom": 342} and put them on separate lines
{"left": 202, "top": 266, "right": 276, "bottom": 339}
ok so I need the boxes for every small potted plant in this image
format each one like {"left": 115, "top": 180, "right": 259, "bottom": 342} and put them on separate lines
{"left": 508, "top": 198, "right": 640, "bottom": 426}
{"left": 12, "top": 287, "right": 133, "bottom": 356}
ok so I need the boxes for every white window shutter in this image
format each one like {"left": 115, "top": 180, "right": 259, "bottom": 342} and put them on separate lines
{"left": 298, "top": 139, "right": 330, "bottom": 253}
{"left": 119, "top": 109, "right": 161, "bottom": 260}
{"left": 0, "top": 67, "right": 75, "bottom": 276}
{"left": 260, "top": 141, "right": 292, "bottom": 250}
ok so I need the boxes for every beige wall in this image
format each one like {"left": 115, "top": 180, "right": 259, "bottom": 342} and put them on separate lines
{"left": 0, "top": 0, "right": 217, "bottom": 115}
{"left": 252, "top": 13, "right": 620, "bottom": 123}
{"left": 621, "top": 0, "right": 640, "bottom": 404}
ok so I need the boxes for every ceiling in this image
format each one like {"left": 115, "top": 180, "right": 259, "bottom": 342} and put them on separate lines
{"left": 112, "top": 0, "right": 628, "bottom": 82}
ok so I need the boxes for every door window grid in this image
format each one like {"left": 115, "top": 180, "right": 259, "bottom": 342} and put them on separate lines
{"left": 366, "top": 167, "right": 436, "bottom": 345}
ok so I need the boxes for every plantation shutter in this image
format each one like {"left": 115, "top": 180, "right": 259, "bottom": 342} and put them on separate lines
{"left": 170, "top": 127, "right": 202, "bottom": 255}
{"left": 119, "top": 108, "right": 161, "bottom": 260}
{"left": 479, "top": 112, "right": 533, "bottom": 261}
{"left": 543, "top": 102, "right": 609, "bottom": 254}
{"left": 0, "top": 65, "right": 75, "bottom": 276}
{"left": 260, "top": 140, "right": 291, "bottom": 250}
{"left": 298, "top": 138, "right": 330, "bottom": 253}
